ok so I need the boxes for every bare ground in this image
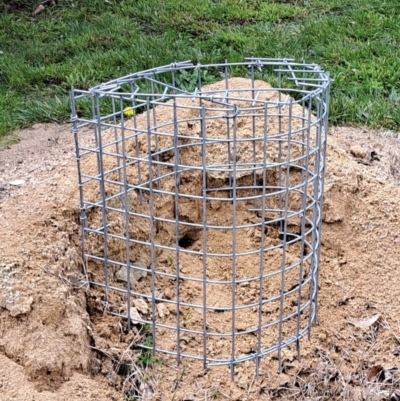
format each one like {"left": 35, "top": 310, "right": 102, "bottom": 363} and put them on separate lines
{"left": 1, "top": 115, "right": 400, "bottom": 400}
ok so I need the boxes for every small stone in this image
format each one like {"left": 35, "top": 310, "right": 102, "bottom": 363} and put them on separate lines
{"left": 7, "top": 296, "right": 34, "bottom": 317}
{"left": 166, "top": 303, "right": 177, "bottom": 315}
{"left": 210, "top": 200, "right": 221, "bottom": 211}
{"left": 282, "top": 349, "right": 295, "bottom": 362}
{"left": 163, "top": 287, "right": 175, "bottom": 300}
{"left": 350, "top": 145, "right": 367, "bottom": 159}
{"left": 157, "top": 303, "right": 169, "bottom": 319}
{"left": 9, "top": 180, "right": 25, "bottom": 186}
{"left": 115, "top": 263, "right": 147, "bottom": 285}
{"left": 236, "top": 320, "right": 248, "bottom": 332}
{"left": 17, "top": 159, "right": 23, "bottom": 164}
{"left": 129, "top": 307, "right": 142, "bottom": 324}
{"left": 134, "top": 298, "right": 149, "bottom": 315}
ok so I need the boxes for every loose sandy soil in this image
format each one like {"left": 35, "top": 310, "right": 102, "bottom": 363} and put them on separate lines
{"left": 1, "top": 86, "right": 400, "bottom": 400}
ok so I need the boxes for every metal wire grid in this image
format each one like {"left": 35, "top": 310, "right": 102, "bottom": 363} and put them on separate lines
{"left": 71, "top": 58, "right": 331, "bottom": 377}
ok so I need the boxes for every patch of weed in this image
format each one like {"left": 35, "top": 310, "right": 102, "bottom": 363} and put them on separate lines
{"left": 136, "top": 324, "right": 163, "bottom": 369}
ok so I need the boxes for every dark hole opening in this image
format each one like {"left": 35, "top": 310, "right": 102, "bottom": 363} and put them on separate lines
{"left": 178, "top": 231, "right": 199, "bottom": 248}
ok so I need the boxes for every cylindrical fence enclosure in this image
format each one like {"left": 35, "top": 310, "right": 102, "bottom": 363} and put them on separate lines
{"left": 71, "top": 58, "right": 330, "bottom": 376}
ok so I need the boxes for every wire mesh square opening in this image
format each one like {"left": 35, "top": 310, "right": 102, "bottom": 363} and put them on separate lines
{"left": 71, "top": 58, "right": 331, "bottom": 376}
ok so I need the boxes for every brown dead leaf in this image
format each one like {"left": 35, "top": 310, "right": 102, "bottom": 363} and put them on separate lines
{"left": 367, "top": 364, "right": 383, "bottom": 382}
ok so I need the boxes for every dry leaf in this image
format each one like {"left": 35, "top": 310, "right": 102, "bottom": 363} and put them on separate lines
{"left": 348, "top": 314, "right": 380, "bottom": 329}
{"left": 139, "top": 382, "right": 154, "bottom": 401}
{"left": 33, "top": 4, "right": 45, "bottom": 15}
{"left": 382, "top": 366, "right": 398, "bottom": 383}
{"left": 391, "top": 389, "right": 400, "bottom": 401}
{"left": 367, "top": 364, "right": 383, "bottom": 382}
{"left": 355, "top": 158, "right": 371, "bottom": 166}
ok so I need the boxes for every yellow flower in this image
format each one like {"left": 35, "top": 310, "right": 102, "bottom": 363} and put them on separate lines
{"left": 124, "top": 107, "right": 135, "bottom": 117}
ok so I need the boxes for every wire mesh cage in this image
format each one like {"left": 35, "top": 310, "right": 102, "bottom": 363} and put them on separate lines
{"left": 71, "top": 58, "right": 331, "bottom": 376}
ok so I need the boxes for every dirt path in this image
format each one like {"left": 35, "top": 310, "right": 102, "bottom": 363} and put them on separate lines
{"left": 0, "top": 117, "right": 400, "bottom": 400}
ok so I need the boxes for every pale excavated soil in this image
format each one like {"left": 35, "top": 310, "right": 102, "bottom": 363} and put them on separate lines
{"left": 1, "top": 82, "right": 400, "bottom": 400}
{"left": 81, "top": 78, "right": 320, "bottom": 366}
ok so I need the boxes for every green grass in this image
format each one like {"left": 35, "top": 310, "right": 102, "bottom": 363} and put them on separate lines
{"left": 1, "top": 0, "right": 400, "bottom": 137}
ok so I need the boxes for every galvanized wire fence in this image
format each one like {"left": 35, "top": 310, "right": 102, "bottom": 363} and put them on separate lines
{"left": 71, "top": 58, "right": 331, "bottom": 377}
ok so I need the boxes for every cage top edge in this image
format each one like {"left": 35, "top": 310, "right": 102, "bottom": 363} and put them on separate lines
{"left": 77, "top": 58, "right": 331, "bottom": 96}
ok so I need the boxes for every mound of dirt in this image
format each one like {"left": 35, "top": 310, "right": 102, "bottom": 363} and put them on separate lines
{"left": 0, "top": 79, "right": 400, "bottom": 400}
{"left": 79, "top": 77, "right": 322, "bottom": 367}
